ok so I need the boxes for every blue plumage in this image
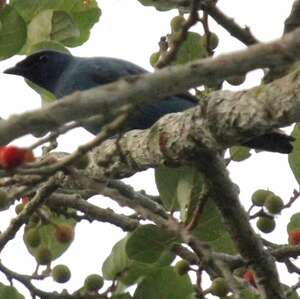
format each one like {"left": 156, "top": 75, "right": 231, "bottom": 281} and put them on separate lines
{"left": 4, "top": 51, "right": 196, "bottom": 135}
{"left": 4, "top": 50, "right": 294, "bottom": 153}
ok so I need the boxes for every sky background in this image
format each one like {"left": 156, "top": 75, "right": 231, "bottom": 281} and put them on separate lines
{"left": 0, "top": 0, "right": 298, "bottom": 296}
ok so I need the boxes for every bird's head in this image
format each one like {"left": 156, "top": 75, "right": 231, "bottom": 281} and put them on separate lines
{"left": 3, "top": 50, "right": 73, "bottom": 93}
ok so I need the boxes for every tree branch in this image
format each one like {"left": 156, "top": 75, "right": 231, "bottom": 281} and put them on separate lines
{"left": 1, "top": 28, "right": 300, "bottom": 145}
{"left": 197, "top": 152, "right": 285, "bottom": 299}
{"left": 156, "top": 0, "right": 200, "bottom": 68}
{"left": 200, "top": 0, "right": 258, "bottom": 45}
{"left": 48, "top": 193, "right": 139, "bottom": 231}
{"left": 284, "top": 0, "right": 300, "bottom": 33}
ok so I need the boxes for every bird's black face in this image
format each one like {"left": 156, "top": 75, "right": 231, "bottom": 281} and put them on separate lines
{"left": 4, "top": 50, "right": 73, "bottom": 93}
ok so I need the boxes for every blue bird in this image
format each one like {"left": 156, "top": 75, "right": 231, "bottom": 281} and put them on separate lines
{"left": 4, "top": 50, "right": 294, "bottom": 153}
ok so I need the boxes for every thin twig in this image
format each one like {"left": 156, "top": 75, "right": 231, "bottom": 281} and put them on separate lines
{"left": 200, "top": 0, "right": 258, "bottom": 46}
{"left": 156, "top": 0, "right": 201, "bottom": 68}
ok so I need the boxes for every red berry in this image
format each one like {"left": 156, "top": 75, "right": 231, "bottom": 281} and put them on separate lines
{"left": 243, "top": 270, "right": 256, "bottom": 287}
{"left": 21, "top": 196, "right": 29, "bottom": 205}
{"left": 0, "top": 146, "right": 34, "bottom": 169}
{"left": 288, "top": 230, "right": 300, "bottom": 245}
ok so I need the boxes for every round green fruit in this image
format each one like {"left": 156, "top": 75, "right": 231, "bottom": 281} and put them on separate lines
{"left": 251, "top": 189, "right": 273, "bottom": 207}
{"left": 202, "top": 33, "right": 219, "bottom": 50}
{"left": 226, "top": 74, "right": 246, "bottom": 86}
{"left": 0, "top": 190, "right": 9, "bottom": 211}
{"left": 84, "top": 274, "right": 104, "bottom": 292}
{"left": 264, "top": 194, "right": 284, "bottom": 214}
{"left": 256, "top": 216, "right": 275, "bottom": 233}
{"left": 36, "top": 246, "right": 52, "bottom": 265}
{"left": 175, "top": 260, "right": 190, "bottom": 275}
{"left": 170, "top": 15, "right": 185, "bottom": 32}
{"left": 210, "top": 277, "right": 229, "bottom": 297}
{"left": 24, "top": 228, "right": 41, "bottom": 248}
{"left": 150, "top": 52, "right": 160, "bottom": 67}
{"left": 52, "top": 264, "right": 71, "bottom": 283}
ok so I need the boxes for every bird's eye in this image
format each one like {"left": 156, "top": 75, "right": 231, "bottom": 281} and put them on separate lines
{"left": 39, "top": 55, "right": 48, "bottom": 63}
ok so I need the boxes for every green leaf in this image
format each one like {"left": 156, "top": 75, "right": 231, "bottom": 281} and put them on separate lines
{"left": 29, "top": 40, "right": 69, "bottom": 54}
{"left": 192, "top": 199, "right": 237, "bottom": 254}
{"left": 102, "top": 237, "right": 131, "bottom": 280}
{"left": 226, "top": 286, "right": 299, "bottom": 299}
{"left": 102, "top": 236, "right": 175, "bottom": 287}
{"left": 0, "top": 5, "right": 26, "bottom": 60}
{"left": 155, "top": 165, "right": 203, "bottom": 221}
{"left": 288, "top": 291, "right": 300, "bottom": 299}
{"left": 229, "top": 146, "right": 251, "bottom": 162}
{"left": 51, "top": 10, "right": 79, "bottom": 43}
{"left": 111, "top": 294, "right": 132, "bottom": 299}
{"left": 113, "top": 281, "right": 129, "bottom": 295}
{"left": 289, "top": 123, "right": 300, "bottom": 184}
{"left": 155, "top": 165, "right": 197, "bottom": 211}
{"left": 287, "top": 212, "right": 300, "bottom": 233}
{"left": 0, "top": 282, "right": 25, "bottom": 299}
{"left": 238, "top": 289, "right": 260, "bottom": 299}
{"left": 137, "top": 0, "right": 177, "bottom": 11}
{"left": 24, "top": 9, "right": 79, "bottom": 53}
{"left": 133, "top": 267, "right": 194, "bottom": 299}
{"left": 12, "top": 0, "right": 101, "bottom": 47}
{"left": 66, "top": 5, "right": 100, "bottom": 47}
{"left": 24, "top": 209, "right": 76, "bottom": 261}
{"left": 155, "top": 166, "right": 180, "bottom": 210}
{"left": 26, "top": 9, "right": 52, "bottom": 49}
{"left": 173, "top": 32, "right": 207, "bottom": 65}
{"left": 177, "top": 166, "right": 202, "bottom": 222}
{"left": 287, "top": 289, "right": 300, "bottom": 299}
{"left": 282, "top": 284, "right": 300, "bottom": 299}
{"left": 126, "top": 224, "right": 177, "bottom": 263}
{"left": 120, "top": 250, "right": 175, "bottom": 286}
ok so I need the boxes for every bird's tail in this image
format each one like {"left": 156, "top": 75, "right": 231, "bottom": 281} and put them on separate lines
{"left": 243, "top": 130, "right": 295, "bottom": 153}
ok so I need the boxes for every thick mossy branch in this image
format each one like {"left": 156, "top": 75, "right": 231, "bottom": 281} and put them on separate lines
{"left": 74, "top": 69, "right": 300, "bottom": 180}
{"left": 198, "top": 152, "right": 285, "bottom": 299}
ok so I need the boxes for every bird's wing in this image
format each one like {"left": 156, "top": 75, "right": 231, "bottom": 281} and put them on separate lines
{"left": 88, "top": 57, "right": 148, "bottom": 86}
{"left": 55, "top": 57, "right": 148, "bottom": 97}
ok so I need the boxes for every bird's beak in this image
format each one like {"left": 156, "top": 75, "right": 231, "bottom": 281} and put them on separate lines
{"left": 3, "top": 66, "right": 21, "bottom": 75}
